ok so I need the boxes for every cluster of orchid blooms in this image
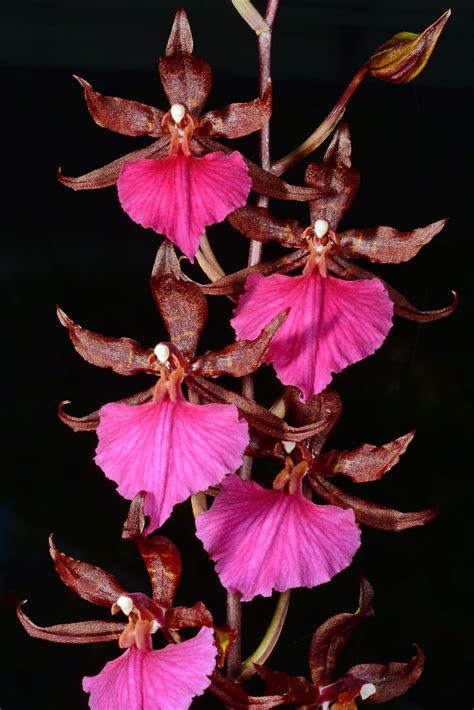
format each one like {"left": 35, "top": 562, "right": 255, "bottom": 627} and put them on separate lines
{"left": 19, "top": 5, "right": 453, "bottom": 708}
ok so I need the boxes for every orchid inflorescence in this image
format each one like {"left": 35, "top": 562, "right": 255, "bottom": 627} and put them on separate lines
{"left": 19, "top": 4, "right": 453, "bottom": 708}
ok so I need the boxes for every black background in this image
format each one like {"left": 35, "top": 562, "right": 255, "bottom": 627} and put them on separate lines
{"left": 2, "top": 1, "right": 473, "bottom": 707}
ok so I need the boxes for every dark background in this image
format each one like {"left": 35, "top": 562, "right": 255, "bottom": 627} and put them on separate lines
{"left": 2, "top": 0, "right": 473, "bottom": 707}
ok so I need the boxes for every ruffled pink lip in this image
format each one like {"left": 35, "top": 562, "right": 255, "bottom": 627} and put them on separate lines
{"left": 117, "top": 151, "right": 251, "bottom": 260}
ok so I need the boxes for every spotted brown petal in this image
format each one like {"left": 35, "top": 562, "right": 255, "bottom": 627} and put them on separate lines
{"left": 164, "top": 603, "right": 213, "bottom": 630}
{"left": 191, "top": 310, "right": 288, "bottom": 378}
{"left": 122, "top": 493, "right": 182, "bottom": 609}
{"left": 338, "top": 219, "right": 448, "bottom": 264}
{"left": 314, "top": 431, "right": 415, "bottom": 482}
{"left": 57, "top": 307, "right": 153, "bottom": 376}
{"left": 49, "top": 535, "right": 125, "bottom": 607}
{"left": 309, "top": 578, "right": 374, "bottom": 686}
{"left": 150, "top": 240, "right": 208, "bottom": 358}
{"left": 309, "top": 475, "right": 437, "bottom": 531}
{"left": 229, "top": 206, "right": 306, "bottom": 248}
{"left": 255, "top": 665, "right": 318, "bottom": 705}
{"left": 199, "top": 80, "right": 272, "bottom": 139}
{"left": 159, "top": 9, "right": 212, "bottom": 116}
{"left": 286, "top": 386, "right": 342, "bottom": 456}
{"left": 74, "top": 75, "right": 164, "bottom": 137}
{"left": 58, "top": 387, "right": 155, "bottom": 432}
{"left": 209, "top": 671, "right": 286, "bottom": 708}
{"left": 57, "top": 136, "right": 170, "bottom": 190}
{"left": 348, "top": 645, "right": 425, "bottom": 702}
{"left": 329, "top": 253, "right": 458, "bottom": 322}
{"left": 305, "top": 123, "right": 360, "bottom": 229}
{"left": 17, "top": 603, "right": 125, "bottom": 644}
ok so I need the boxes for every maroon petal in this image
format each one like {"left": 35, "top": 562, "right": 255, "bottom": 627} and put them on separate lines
{"left": 309, "top": 475, "right": 437, "bottom": 531}
{"left": 74, "top": 75, "right": 164, "bottom": 137}
{"left": 286, "top": 386, "right": 342, "bottom": 456}
{"left": 315, "top": 431, "right": 415, "bottom": 482}
{"left": 348, "top": 645, "right": 425, "bottom": 702}
{"left": 199, "top": 80, "right": 272, "bottom": 138}
{"left": 58, "top": 137, "right": 170, "bottom": 190}
{"left": 339, "top": 218, "right": 448, "bottom": 264}
{"left": 229, "top": 205, "right": 306, "bottom": 248}
{"left": 191, "top": 310, "right": 288, "bottom": 378}
{"left": 57, "top": 307, "right": 153, "bottom": 376}
{"left": 164, "top": 603, "right": 213, "bottom": 630}
{"left": 49, "top": 535, "right": 125, "bottom": 607}
{"left": 209, "top": 670, "right": 287, "bottom": 708}
{"left": 58, "top": 387, "right": 155, "bottom": 433}
{"left": 255, "top": 665, "right": 318, "bottom": 705}
{"left": 17, "top": 603, "right": 125, "bottom": 644}
{"left": 159, "top": 9, "right": 212, "bottom": 116}
{"left": 150, "top": 240, "right": 207, "bottom": 358}
{"left": 305, "top": 124, "right": 360, "bottom": 230}
{"left": 309, "top": 578, "right": 374, "bottom": 686}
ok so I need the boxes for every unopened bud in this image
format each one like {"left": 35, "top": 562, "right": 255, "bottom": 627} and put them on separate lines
{"left": 154, "top": 343, "right": 170, "bottom": 364}
{"left": 369, "top": 10, "right": 450, "bottom": 84}
{"left": 116, "top": 595, "right": 133, "bottom": 616}
{"left": 314, "top": 219, "right": 329, "bottom": 238}
{"left": 282, "top": 440, "right": 296, "bottom": 454}
{"left": 360, "top": 683, "right": 377, "bottom": 700}
{"left": 170, "top": 103, "right": 186, "bottom": 124}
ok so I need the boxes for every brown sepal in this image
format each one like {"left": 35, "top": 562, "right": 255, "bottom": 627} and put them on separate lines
{"left": 305, "top": 124, "right": 360, "bottom": 230}
{"left": 150, "top": 240, "right": 208, "bottom": 358}
{"left": 209, "top": 671, "right": 286, "bottom": 708}
{"left": 74, "top": 75, "right": 164, "bottom": 137}
{"left": 309, "top": 475, "right": 438, "bottom": 531}
{"left": 348, "top": 644, "right": 425, "bottom": 702}
{"left": 309, "top": 578, "right": 374, "bottom": 686}
{"left": 314, "top": 431, "right": 415, "bottom": 483}
{"left": 229, "top": 206, "right": 306, "bottom": 249}
{"left": 58, "top": 386, "right": 154, "bottom": 432}
{"left": 213, "top": 625, "right": 237, "bottom": 668}
{"left": 187, "top": 376, "right": 333, "bottom": 443}
{"left": 57, "top": 306, "right": 153, "bottom": 376}
{"left": 199, "top": 80, "right": 272, "bottom": 139}
{"left": 17, "top": 603, "right": 125, "bottom": 644}
{"left": 57, "top": 136, "right": 170, "bottom": 190}
{"left": 338, "top": 218, "right": 447, "bottom": 264}
{"left": 255, "top": 665, "right": 318, "bottom": 705}
{"left": 164, "top": 602, "right": 213, "bottom": 630}
{"left": 191, "top": 310, "right": 288, "bottom": 378}
{"left": 159, "top": 9, "right": 212, "bottom": 116}
{"left": 286, "top": 386, "right": 342, "bottom": 456}
{"left": 49, "top": 535, "right": 125, "bottom": 607}
{"left": 122, "top": 493, "right": 182, "bottom": 609}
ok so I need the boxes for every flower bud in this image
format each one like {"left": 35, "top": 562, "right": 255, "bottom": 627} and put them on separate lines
{"left": 369, "top": 9, "right": 450, "bottom": 84}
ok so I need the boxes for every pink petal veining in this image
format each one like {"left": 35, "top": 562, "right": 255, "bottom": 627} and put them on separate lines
{"left": 231, "top": 271, "right": 393, "bottom": 401}
{"left": 195, "top": 475, "right": 361, "bottom": 601}
{"left": 95, "top": 398, "right": 249, "bottom": 532}
{"left": 83, "top": 626, "right": 217, "bottom": 710}
{"left": 117, "top": 151, "right": 251, "bottom": 260}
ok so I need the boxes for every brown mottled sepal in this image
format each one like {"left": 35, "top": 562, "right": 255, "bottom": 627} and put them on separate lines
{"left": 286, "top": 386, "right": 342, "bottom": 456}
{"left": 199, "top": 80, "right": 272, "bottom": 139}
{"left": 256, "top": 665, "right": 318, "bottom": 704}
{"left": 164, "top": 603, "right": 213, "bottom": 630}
{"left": 229, "top": 206, "right": 305, "bottom": 248}
{"left": 348, "top": 645, "right": 425, "bottom": 702}
{"left": 58, "top": 387, "right": 154, "bottom": 432}
{"left": 17, "top": 603, "right": 125, "bottom": 644}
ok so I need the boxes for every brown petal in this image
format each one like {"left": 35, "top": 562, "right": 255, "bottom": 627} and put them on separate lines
{"left": 57, "top": 136, "right": 170, "bottom": 190}
{"left": 308, "top": 475, "right": 437, "bottom": 531}
{"left": 348, "top": 645, "right": 425, "bottom": 702}
{"left": 159, "top": 10, "right": 212, "bottom": 116}
{"left": 209, "top": 671, "right": 286, "bottom": 708}
{"left": 286, "top": 386, "right": 342, "bottom": 456}
{"left": 74, "top": 75, "right": 164, "bottom": 137}
{"left": 309, "top": 578, "right": 374, "bottom": 686}
{"left": 195, "top": 136, "right": 321, "bottom": 201}
{"left": 314, "top": 431, "right": 415, "bottom": 482}
{"left": 191, "top": 310, "right": 288, "bottom": 378}
{"left": 164, "top": 602, "right": 213, "bottom": 630}
{"left": 328, "top": 253, "right": 458, "bottom": 322}
{"left": 17, "top": 603, "right": 125, "bottom": 644}
{"left": 122, "top": 493, "right": 182, "bottom": 609}
{"left": 57, "top": 307, "right": 153, "bottom": 375}
{"left": 49, "top": 535, "right": 125, "bottom": 607}
{"left": 255, "top": 665, "right": 318, "bottom": 705}
{"left": 199, "top": 80, "right": 272, "bottom": 139}
{"left": 229, "top": 206, "right": 306, "bottom": 248}
{"left": 305, "top": 124, "right": 360, "bottom": 230}
{"left": 338, "top": 219, "right": 447, "bottom": 264}
{"left": 58, "top": 387, "right": 155, "bottom": 432}
{"left": 187, "top": 376, "right": 333, "bottom": 443}
{"left": 150, "top": 241, "right": 208, "bottom": 358}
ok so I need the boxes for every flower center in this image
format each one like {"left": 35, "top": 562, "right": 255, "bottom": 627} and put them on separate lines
{"left": 302, "top": 218, "right": 339, "bottom": 278}
{"left": 273, "top": 441, "right": 312, "bottom": 495}
{"left": 112, "top": 593, "right": 164, "bottom": 653}
{"left": 162, "top": 103, "right": 199, "bottom": 157}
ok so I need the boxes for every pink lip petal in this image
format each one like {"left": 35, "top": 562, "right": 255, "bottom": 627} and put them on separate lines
{"left": 232, "top": 271, "right": 393, "bottom": 401}
{"left": 83, "top": 627, "right": 217, "bottom": 710}
{"left": 117, "top": 151, "right": 251, "bottom": 260}
{"left": 195, "top": 475, "right": 361, "bottom": 602}
{"left": 95, "top": 398, "right": 249, "bottom": 532}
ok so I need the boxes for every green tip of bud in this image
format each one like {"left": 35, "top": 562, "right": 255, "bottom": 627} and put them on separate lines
{"left": 369, "top": 9, "right": 451, "bottom": 84}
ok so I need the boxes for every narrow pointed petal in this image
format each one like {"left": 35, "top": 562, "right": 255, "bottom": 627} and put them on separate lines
{"left": 229, "top": 205, "right": 306, "bottom": 248}
{"left": 117, "top": 152, "right": 251, "bottom": 261}
{"left": 286, "top": 386, "right": 342, "bottom": 456}
{"left": 348, "top": 645, "right": 425, "bottom": 701}
{"left": 166, "top": 8, "right": 194, "bottom": 54}
{"left": 83, "top": 627, "right": 217, "bottom": 710}
{"left": 196, "top": 475, "right": 360, "bottom": 601}
{"left": 58, "top": 387, "right": 155, "bottom": 432}
{"left": 199, "top": 80, "right": 272, "bottom": 138}
{"left": 17, "top": 603, "right": 125, "bottom": 644}
{"left": 74, "top": 76, "right": 164, "bottom": 137}
{"left": 256, "top": 666, "right": 318, "bottom": 705}
{"left": 232, "top": 272, "right": 393, "bottom": 401}
{"left": 95, "top": 398, "right": 249, "bottom": 532}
